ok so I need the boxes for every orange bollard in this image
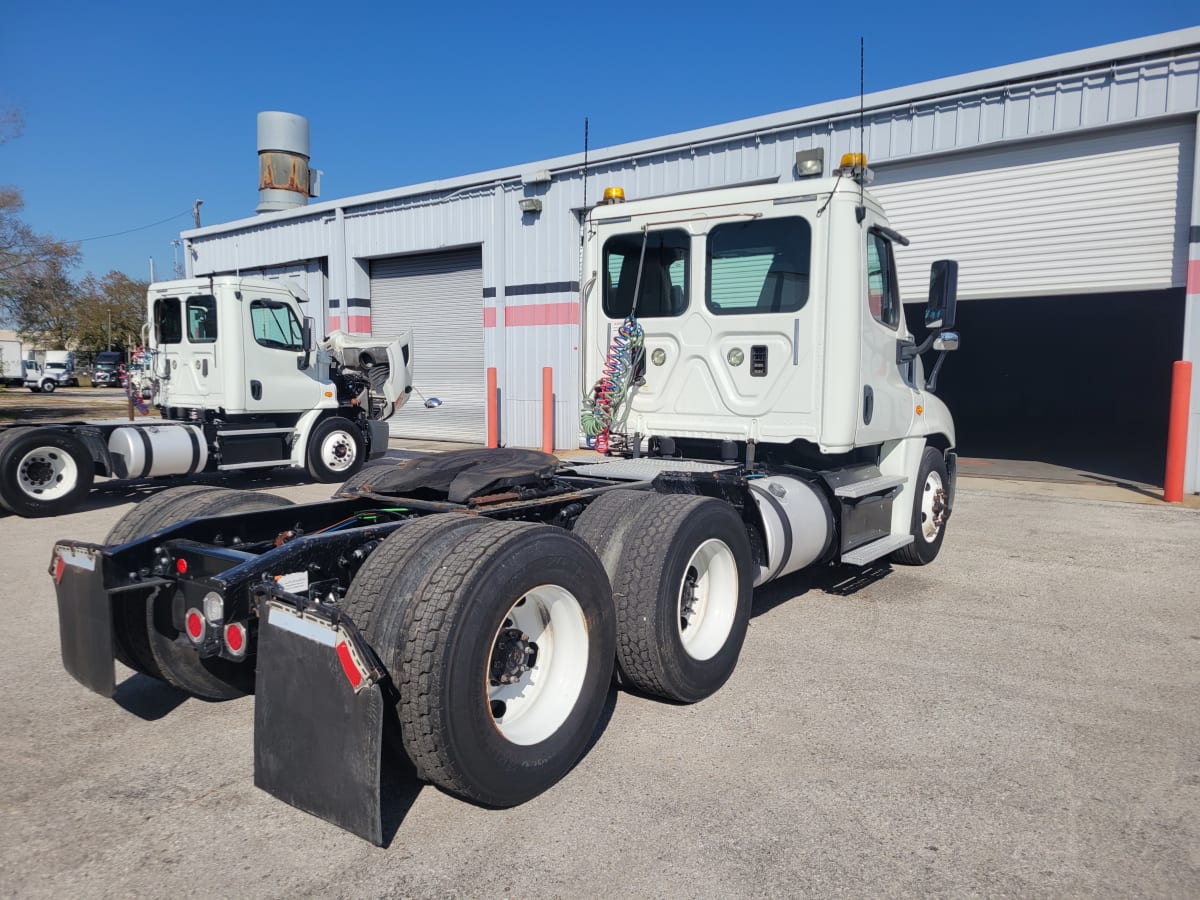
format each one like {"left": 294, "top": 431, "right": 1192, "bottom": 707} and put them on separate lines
{"left": 542, "top": 367, "right": 554, "bottom": 454}
{"left": 1163, "top": 360, "right": 1192, "bottom": 503}
{"left": 486, "top": 367, "right": 499, "bottom": 448}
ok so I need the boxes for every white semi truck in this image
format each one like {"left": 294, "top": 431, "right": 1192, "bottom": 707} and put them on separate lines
{"left": 0, "top": 277, "right": 414, "bottom": 516}
{"left": 48, "top": 156, "right": 960, "bottom": 844}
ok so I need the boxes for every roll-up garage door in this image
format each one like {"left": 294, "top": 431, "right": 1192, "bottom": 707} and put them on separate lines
{"left": 370, "top": 248, "right": 484, "bottom": 442}
{"left": 871, "top": 121, "right": 1194, "bottom": 301}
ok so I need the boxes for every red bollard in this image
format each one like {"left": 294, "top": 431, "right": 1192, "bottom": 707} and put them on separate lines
{"left": 542, "top": 367, "right": 554, "bottom": 455}
{"left": 1163, "top": 360, "right": 1192, "bottom": 503}
{"left": 486, "top": 367, "right": 499, "bottom": 448}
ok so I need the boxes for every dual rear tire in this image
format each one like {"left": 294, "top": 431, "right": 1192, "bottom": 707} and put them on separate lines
{"left": 105, "top": 485, "right": 295, "bottom": 699}
{"left": 572, "top": 490, "right": 754, "bottom": 704}
{"left": 342, "top": 515, "right": 615, "bottom": 807}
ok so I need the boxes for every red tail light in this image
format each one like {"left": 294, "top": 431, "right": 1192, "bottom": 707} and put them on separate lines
{"left": 185, "top": 609, "right": 205, "bottom": 642}
{"left": 224, "top": 622, "right": 247, "bottom": 657}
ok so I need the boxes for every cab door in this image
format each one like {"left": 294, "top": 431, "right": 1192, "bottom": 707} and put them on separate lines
{"left": 854, "top": 226, "right": 916, "bottom": 445}
{"left": 241, "top": 293, "right": 324, "bottom": 413}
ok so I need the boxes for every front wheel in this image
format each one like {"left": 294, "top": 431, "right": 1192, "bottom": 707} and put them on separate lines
{"left": 891, "top": 446, "right": 951, "bottom": 566}
{"left": 40, "top": 380, "right": 56, "bottom": 394}
{"left": 306, "top": 416, "right": 365, "bottom": 482}
{"left": 0, "top": 426, "right": 95, "bottom": 517}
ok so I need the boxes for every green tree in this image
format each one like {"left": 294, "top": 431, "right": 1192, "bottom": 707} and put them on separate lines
{"left": 1, "top": 186, "right": 80, "bottom": 331}
{"left": 75, "top": 271, "right": 148, "bottom": 352}
{"left": 7, "top": 256, "right": 79, "bottom": 349}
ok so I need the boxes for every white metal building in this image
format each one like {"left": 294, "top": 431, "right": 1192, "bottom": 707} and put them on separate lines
{"left": 182, "top": 28, "right": 1200, "bottom": 492}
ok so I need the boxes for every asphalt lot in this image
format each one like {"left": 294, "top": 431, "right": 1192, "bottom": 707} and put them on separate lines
{"left": 0, "top": 473, "right": 1197, "bottom": 898}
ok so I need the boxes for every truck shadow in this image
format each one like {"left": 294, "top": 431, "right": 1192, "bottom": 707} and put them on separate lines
{"left": 751, "top": 562, "right": 894, "bottom": 618}
{"left": 113, "top": 673, "right": 189, "bottom": 720}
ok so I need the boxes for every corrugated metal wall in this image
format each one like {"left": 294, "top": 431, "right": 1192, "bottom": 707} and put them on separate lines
{"left": 181, "top": 38, "right": 1200, "bottom": 451}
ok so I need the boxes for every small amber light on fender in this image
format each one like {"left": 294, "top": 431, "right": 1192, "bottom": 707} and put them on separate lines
{"left": 324, "top": 391, "right": 333, "bottom": 398}
{"left": 916, "top": 405, "right": 924, "bottom": 415}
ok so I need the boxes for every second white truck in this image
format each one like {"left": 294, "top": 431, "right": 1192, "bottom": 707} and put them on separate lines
{"left": 0, "top": 277, "right": 414, "bottom": 516}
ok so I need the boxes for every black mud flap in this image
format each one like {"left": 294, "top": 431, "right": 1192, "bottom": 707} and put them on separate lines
{"left": 50, "top": 542, "right": 116, "bottom": 697}
{"left": 253, "top": 598, "right": 386, "bottom": 845}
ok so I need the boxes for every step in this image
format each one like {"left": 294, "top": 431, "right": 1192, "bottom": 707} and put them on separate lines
{"left": 834, "top": 475, "right": 907, "bottom": 499}
{"left": 217, "top": 459, "right": 289, "bottom": 471}
{"left": 216, "top": 427, "right": 295, "bottom": 437}
{"left": 841, "top": 533, "right": 914, "bottom": 566}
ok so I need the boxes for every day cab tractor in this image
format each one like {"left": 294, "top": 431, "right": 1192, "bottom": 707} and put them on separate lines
{"left": 0, "top": 276, "right": 413, "bottom": 517}
{"left": 48, "top": 155, "right": 961, "bottom": 844}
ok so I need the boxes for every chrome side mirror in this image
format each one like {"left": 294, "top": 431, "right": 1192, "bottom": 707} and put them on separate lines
{"left": 933, "top": 331, "right": 960, "bottom": 352}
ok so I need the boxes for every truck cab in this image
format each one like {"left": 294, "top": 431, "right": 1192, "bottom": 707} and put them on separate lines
{"left": 582, "top": 173, "right": 955, "bottom": 455}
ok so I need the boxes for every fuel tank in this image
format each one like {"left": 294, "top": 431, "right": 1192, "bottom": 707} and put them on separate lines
{"left": 107, "top": 424, "right": 208, "bottom": 479}
{"left": 747, "top": 474, "right": 834, "bottom": 586}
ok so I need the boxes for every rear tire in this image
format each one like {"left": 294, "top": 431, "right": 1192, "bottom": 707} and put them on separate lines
{"left": 106, "top": 486, "right": 294, "bottom": 699}
{"left": 608, "top": 494, "right": 753, "bottom": 703}
{"left": 570, "top": 488, "right": 656, "bottom": 580}
{"left": 306, "top": 416, "right": 365, "bottom": 483}
{"left": 0, "top": 426, "right": 95, "bottom": 517}
{"left": 890, "top": 447, "right": 950, "bottom": 566}
{"left": 353, "top": 519, "right": 615, "bottom": 807}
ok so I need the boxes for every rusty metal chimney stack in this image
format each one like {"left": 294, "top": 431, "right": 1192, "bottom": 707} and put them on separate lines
{"left": 256, "top": 111, "right": 316, "bottom": 213}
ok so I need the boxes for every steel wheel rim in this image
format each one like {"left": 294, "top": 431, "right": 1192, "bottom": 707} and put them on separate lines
{"left": 320, "top": 430, "right": 357, "bottom": 472}
{"left": 676, "top": 538, "right": 738, "bottom": 661}
{"left": 16, "top": 445, "right": 77, "bottom": 500}
{"left": 487, "top": 585, "right": 589, "bottom": 746}
{"left": 920, "top": 470, "right": 945, "bottom": 543}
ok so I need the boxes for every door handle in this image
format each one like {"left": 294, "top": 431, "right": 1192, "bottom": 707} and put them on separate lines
{"left": 251, "top": 380, "right": 262, "bottom": 401}
{"left": 863, "top": 385, "right": 874, "bottom": 425}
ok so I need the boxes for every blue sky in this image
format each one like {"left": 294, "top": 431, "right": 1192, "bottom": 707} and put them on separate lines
{"left": 1, "top": 1, "right": 1194, "bottom": 281}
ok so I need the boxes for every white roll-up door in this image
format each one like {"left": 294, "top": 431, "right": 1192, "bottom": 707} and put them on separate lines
{"left": 871, "top": 121, "right": 1194, "bottom": 301}
{"left": 370, "top": 248, "right": 484, "bottom": 442}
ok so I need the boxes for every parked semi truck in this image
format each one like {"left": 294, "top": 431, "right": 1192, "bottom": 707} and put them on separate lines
{"left": 0, "top": 276, "right": 414, "bottom": 516}
{"left": 49, "top": 156, "right": 960, "bottom": 844}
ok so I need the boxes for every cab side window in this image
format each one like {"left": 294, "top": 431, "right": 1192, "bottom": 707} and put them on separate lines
{"left": 154, "top": 298, "right": 182, "bottom": 344}
{"left": 186, "top": 295, "right": 218, "bottom": 343}
{"left": 866, "top": 232, "right": 900, "bottom": 330}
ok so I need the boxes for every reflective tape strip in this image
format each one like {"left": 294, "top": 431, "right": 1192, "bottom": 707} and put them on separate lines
{"left": 267, "top": 604, "right": 336, "bottom": 647}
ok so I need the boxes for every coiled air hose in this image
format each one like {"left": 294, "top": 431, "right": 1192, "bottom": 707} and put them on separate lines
{"left": 581, "top": 316, "right": 644, "bottom": 454}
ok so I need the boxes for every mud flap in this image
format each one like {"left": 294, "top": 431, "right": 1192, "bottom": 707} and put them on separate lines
{"left": 50, "top": 543, "right": 116, "bottom": 698}
{"left": 253, "top": 600, "right": 385, "bottom": 845}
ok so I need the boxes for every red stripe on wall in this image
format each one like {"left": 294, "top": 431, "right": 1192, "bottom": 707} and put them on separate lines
{"left": 504, "top": 302, "right": 579, "bottom": 327}
{"left": 483, "top": 307, "right": 497, "bottom": 328}
{"left": 1187, "top": 257, "right": 1200, "bottom": 295}
{"left": 347, "top": 314, "right": 371, "bottom": 334}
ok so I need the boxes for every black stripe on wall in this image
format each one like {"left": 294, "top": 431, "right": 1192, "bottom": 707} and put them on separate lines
{"left": 482, "top": 281, "right": 580, "bottom": 298}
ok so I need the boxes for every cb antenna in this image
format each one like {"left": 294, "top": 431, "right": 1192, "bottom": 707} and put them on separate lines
{"left": 582, "top": 117, "right": 590, "bottom": 215}
{"left": 859, "top": 37, "right": 865, "bottom": 216}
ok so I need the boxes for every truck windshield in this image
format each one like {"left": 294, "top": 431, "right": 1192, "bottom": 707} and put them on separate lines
{"left": 250, "top": 299, "right": 304, "bottom": 351}
{"left": 603, "top": 229, "right": 689, "bottom": 319}
{"left": 706, "top": 217, "right": 811, "bottom": 315}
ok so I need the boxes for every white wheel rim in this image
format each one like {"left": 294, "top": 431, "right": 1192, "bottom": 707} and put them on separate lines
{"left": 16, "top": 445, "right": 78, "bottom": 500}
{"left": 319, "top": 429, "right": 357, "bottom": 472}
{"left": 487, "top": 585, "right": 589, "bottom": 746}
{"left": 676, "top": 538, "right": 738, "bottom": 661}
{"left": 919, "top": 470, "right": 945, "bottom": 543}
